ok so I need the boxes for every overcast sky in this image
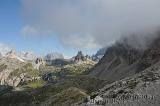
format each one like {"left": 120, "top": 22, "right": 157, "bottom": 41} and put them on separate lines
{"left": 21, "top": 0, "right": 160, "bottom": 48}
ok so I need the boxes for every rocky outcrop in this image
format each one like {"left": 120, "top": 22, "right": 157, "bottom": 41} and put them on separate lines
{"left": 0, "top": 58, "right": 41, "bottom": 87}
{"left": 73, "top": 51, "right": 87, "bottom": 62}
{"left": 0, "top": 69, "right": 41, "bottom": 87}
{"left": 34, "top": 58, "right": 45, "bottom": 69}
{"left": 0, "top": 69, "right": 11, "bottom": 85}
{"left": 5, "top": 50, "right": 25, "bottom": 62}
{"left": 45, "top": 52, "right": 64, "bottom": 61}
{"left": 18, "top": 51, "right": 37, "bottom": 61}
{"left": 0, "top": 68, "right": 24, "bottom": 87}
{"left": 45, "top": 53, "right": 70, "bottom": 67}
{"left": 92, "top": 47, "right": 107, "bottom": 61}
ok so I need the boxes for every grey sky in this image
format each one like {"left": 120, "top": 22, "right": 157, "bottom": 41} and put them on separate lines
{"left": 21, "top": 0, "right": 160, "bottom": 49}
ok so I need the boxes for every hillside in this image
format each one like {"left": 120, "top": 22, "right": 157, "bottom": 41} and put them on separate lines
{"left": 0, "top": 57, "right": 41, "bottom": 87}
{"left": 90, "top": 41, "right": 142, "bottom": 81}
{"left": 90, "top": 34, "right": 160, "bottom": 82}
{"left": 82, "top": 61, "right": 160, "bottom": 106}
{"left": 0, "top": 53, "right": 100, "bottom": 106}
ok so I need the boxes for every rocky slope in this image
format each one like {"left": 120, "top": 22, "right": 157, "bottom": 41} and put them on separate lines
{"left": 18, "top": 51, "right": 37, "bottom": 61}
{"left": 0, "top": 57, "right": 41, "bottom": 87}
{"left": 92, "top": 47, "right": 107, "bottom": 61}
{"left": 0, "top": 59, "right": 102, "bottom": 106}
{"left": 90, "top": 34, "right": 160, "bottom": 82}
{"left": 5, "top": 50, "right": 25, "bottom": 62}
{"left": 72, "top": 51, "right": 87, "bottom": 62}
{"left": 90, "top": 42, "right": 142, "bottom": 81}
{"left": 79, "top": 33, "right": 160, "bottom": 105}
{"left": 82, "top": 61, "right": 160, "bottom": 106}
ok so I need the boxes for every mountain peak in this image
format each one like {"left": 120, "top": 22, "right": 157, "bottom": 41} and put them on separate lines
{"left": 45, "top": 52, "right": 64, "bottom": 60}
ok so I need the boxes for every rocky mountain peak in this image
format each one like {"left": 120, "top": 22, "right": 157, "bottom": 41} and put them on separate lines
{"left": 18, "top": 51, "right": 37, "bottom": 61}
{"left": 90, "top": 36, "right": 145, "bottom": 81}
{"left": 6, "top": 50, "right": 15, "bottom": 55}
{"left": 74, "top": 51, "right": 86, "bottom": 62}
{"left": 6, "top": 50, "right": 17, "bottom": 59}
{"left": 5, "top": 50, "right": 25, "bottom": 62}
{"left": 34, "top": 57, "right": 45, "bottom": 69}
{"left": 45, "top": 52, "right": 64, "bottom": 60}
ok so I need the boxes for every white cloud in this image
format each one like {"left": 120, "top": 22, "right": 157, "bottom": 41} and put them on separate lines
{"left": 60, "top": 34, "right": 101, "bottom": 49}
{"left": 20, "top": 0, "right": 160, "bottom": 48}
{"left": 0, "top": 43, "right": 12, "bottom": 56}
{"left": 22, "top": 25, "right": 38, "bottom": 36}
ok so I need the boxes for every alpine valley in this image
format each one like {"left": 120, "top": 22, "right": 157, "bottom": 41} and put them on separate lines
{"left": 1, "top": 32, "right": 160, "bottom": 106}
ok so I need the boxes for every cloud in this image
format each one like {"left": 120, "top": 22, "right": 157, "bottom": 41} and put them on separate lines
{"left": 20, "top": 0, "right": 160, "bottom": 49}
{"left": 60, "top": 34, "right": 101, "bottom": 49}
{"left": 22, "top": 25, "right": 53, "bottom": 36}
{"left": 22, "top": 25, "right": 38, "bottom": 36}
{"left": 0, "top": 43, "right": 12, "bottom": 56}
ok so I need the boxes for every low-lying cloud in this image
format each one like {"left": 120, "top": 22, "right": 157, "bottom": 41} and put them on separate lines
{"left": 21, "top": 0, "right": 160, "bottom": 49}
{"left": 0, "top": 43, "right": 12, "bottom": 56}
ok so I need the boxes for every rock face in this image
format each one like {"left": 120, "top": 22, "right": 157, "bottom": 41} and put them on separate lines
{"left": 84, "top": 61, "right": 160, "bottom": 106}
{"left": 5, "top": 50, "right": 25, "bottom": 62}
{"left": 0, "top": 69, "right": 11, "bottom": 85}
{"left": 90, "top": 34, "right": 160, "bottom": 82}
{"left": 34, "top": 58, "right": 45, "bottom": 69}
{"left": 92, "top": 47, "right": 107, "bottom": 61}
{"left": 73, "top": 51, "right": 87, "bottom": 62}
{"left": 45, "top": 52, "right": 64, "bottom": 61}
{"left": 0, "top": 58, "right": 24, "bottom": 87}
{"left": 0, "top": 44, "right": 36, "bottom": 61}
{"left": 0, "top": 44, "right": 37, "bottom": 61}
{"left": 90, "top": 42, "right": 142, "bottom": 81}
{"left": 0, "top": 57, "right": 40, "bottom": 87}
{"left": 45, "top": 53, "right": 68, "bottom": 66}
{"left": 18, "top": 51, "right": 37, "bottom": 61}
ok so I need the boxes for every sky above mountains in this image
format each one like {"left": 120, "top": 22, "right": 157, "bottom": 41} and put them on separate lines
{"left": 0, "top": 0, "right": 96, "bottom": 57}
{"left": 1, "top": 0, "right": 160, "bottom": 57}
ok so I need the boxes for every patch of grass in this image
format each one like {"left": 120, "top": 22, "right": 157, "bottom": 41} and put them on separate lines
{"left": 56, "top": 75, "right": 106, "bottom": 94}
{"left": 0, "top": 75, "right": 106, "bottom": 106}
{"left": 0, "top": 64, "right": 7, "bottom": 71}
{"left": 40, "top": 65, "right": 61, "bottom": 74}
{"left": 90, "top": 94, "right": 98, "bottom": 99}
{"left": 61, "top": 61, "right": 96, "bottom": 75}
{"left": 0, "top": 61, "right": 105, "bottom": 106}
{"left": 10, "top": 63, "right": 40, "bottom": 78}
{"left": 0, "top": 91, "right": 36, "bottom": 106}
{"left": 27, "top": 80, "right": 46, "bottom": 89}
{"left": 50, "top": 87, "right": 87, "bottom": 106}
